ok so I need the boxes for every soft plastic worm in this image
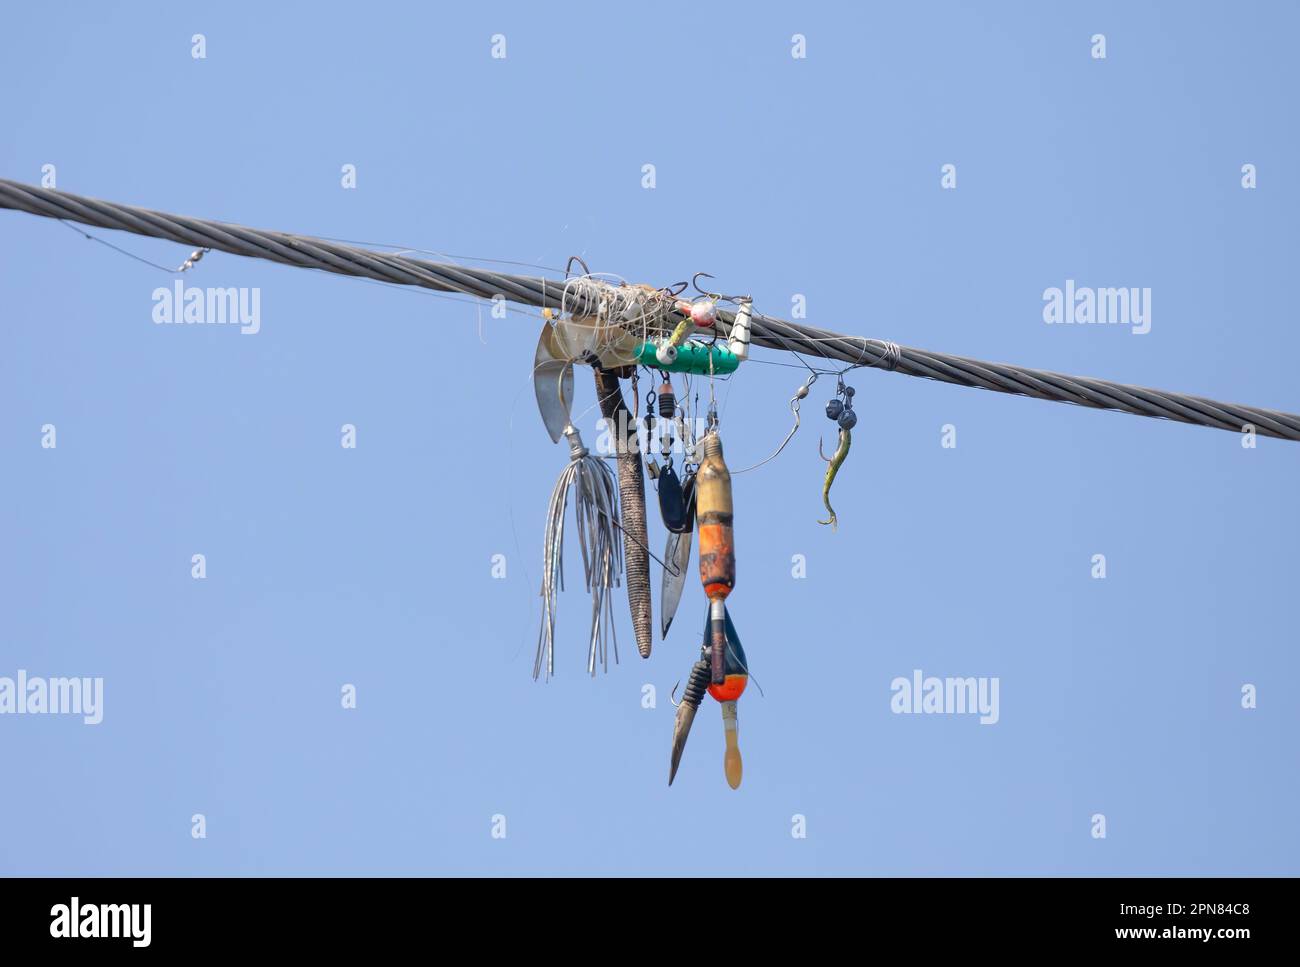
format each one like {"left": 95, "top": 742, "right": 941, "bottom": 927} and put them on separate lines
{"left": 818, "top": 428, "right": 851, "bottom": 530}
{"left": 594, "top": 367, "right": 653, "bottom": 659}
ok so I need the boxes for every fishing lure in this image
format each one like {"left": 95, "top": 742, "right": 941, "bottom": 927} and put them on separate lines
{"left": 818, "top": 380, "right": 857, "bottom": 530}
{"left": 669, "top": 651, "right": 710, "bottom": 785}
{"left": 535, "top": 282, "right": 656, "bottom": 667}
{"left": 644, "top": 286, "right": 742, "bottom": 373}
{"left": 593, "top": 364, "right": 654, "bottom": 661}
{"left": 532, "top": 316, "right": 630, "bottom": 677}
{"left": 727, "top": 298, "right": 753, "bottom": 361}
{"left": 657, "top": 378, "right": 699, "bottom": 637}
{"left": 710, "top": 607, "right": 749, "bottom": 789}
{"left": 533, "top": 321, "right": 574, "bottom": 444}
{"left": 655, "top": 297, "right": 716, "bottom": 367}
{"left": 696, "top": 432, "right": 736, "bottom": 685}
{"left": 659, "top": 476, "right": 695, "bottom": 638}
{"left": 668, "top": 605, "right": 748, "bottom": 788}
{"left": 654, "top": 378, "right": 688, "bottom": 533}
{"left": 536, "top": 419, "right": 622, "bottom": 680}
{"left": 636, "top": 340, "right": 740, "bottom": 375}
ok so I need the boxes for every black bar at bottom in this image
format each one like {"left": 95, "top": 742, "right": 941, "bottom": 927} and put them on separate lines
{"left": 0, "top": 875, "right": 1283, "bottom": 953}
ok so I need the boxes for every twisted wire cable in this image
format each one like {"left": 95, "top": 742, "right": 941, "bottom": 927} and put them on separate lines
{"left": 3, "top": 178, "right": 1296, "bottom": 441}
{"left": 734, "top": 312, "right": 1300, "bottom": 440}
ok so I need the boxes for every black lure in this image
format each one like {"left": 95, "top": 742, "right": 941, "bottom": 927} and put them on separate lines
{"left": 659, "top": 468, "right": 695, "bottom": 534}
{"left": 658, "top": 464, "right": 686, "bottom": 531}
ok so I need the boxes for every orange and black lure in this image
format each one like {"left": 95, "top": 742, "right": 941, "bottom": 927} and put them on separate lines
{"left": 668, "top": 606, "right": 749, "bottom": 788}
{"left": 709, "top": 606, "right": 748, "bottom": 789}
{"left": 669, "top": 429, "right": 749, "bottom": 789}
{"left": 695, "top": 433, "right": 735, "bottom": 686}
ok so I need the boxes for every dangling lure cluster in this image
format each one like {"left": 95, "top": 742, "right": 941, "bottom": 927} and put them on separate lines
{"left": 529, "top": 267, "right": 871, "bottom": 788}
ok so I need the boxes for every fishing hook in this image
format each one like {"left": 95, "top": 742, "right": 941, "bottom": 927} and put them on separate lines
{"left": 818, "top": 379, "right": 856, "bottom": 528}
{"left": 667, "top": 660, "right": 754, "bottom": 708}
{"left": 733, "top": 373, "right": 819, "bottom": 474}
{"left": 564, "top": 255, "right": 592, "bottom": 280}
{"left": 691, "top": 271, "right": 750, "bottom": 304}
{"left": 669, "top": 658, "right": 759, "bottom": 707}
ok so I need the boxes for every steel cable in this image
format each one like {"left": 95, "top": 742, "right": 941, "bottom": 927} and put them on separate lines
{"left": 3, "top": 178, "right": 1296, "bottom": 441}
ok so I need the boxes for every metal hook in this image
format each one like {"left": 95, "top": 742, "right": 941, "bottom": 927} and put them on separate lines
{"left": 691, "top": 272, "right": 716, "bottom": 297}
{"left": 564, "top": 255, "right": 592, "bottom": 280}
{"left": 691, "top": 271, "right": 750, "bottom": 304}
{"left": 732, "top": 372, "right": 818, "bottom": 475}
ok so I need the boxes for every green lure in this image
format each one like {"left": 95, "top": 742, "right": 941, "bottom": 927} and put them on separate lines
{"left": 635, "top": 341, "right": 740, "bottom": 375}
{"left": 818, "top": 428, "right": 851, "bottom": 530}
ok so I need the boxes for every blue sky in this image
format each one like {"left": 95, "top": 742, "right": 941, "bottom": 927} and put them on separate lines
{"left": 1, "top": 1, "right": 1297, "bottom": 875}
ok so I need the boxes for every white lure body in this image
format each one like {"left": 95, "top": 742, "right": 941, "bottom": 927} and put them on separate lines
{"left": 728, "top": 300, "right": 752, "bottom": 361}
